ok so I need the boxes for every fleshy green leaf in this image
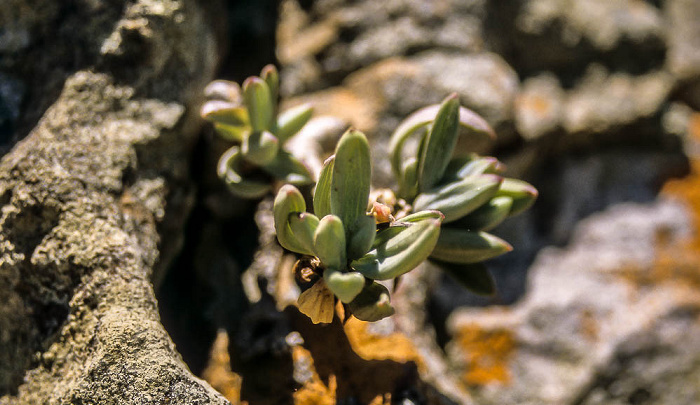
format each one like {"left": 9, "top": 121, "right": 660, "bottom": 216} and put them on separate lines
{"left": 453, "top": 196, "right": 513, "bottom": 231}
{"left": 313, "top": 214, "right": 346, "bottom": 270}
{"left": 347, "top": 214, "right": 376, "bottom": 261}
{"left": 242, "top": 130, "right": 279, "bottom": 166}
{"left": 201, "top": 101, "right": 249, "bottom": 126}
{"left": 262, "top": 151, "right": 313, "bottom": 185}
{"left": 261, "top": 64, "right": 279, "bottom": 109}
{"left": 433, "top": 260, "right": 496, "bottom": 296}
{"left": 399, "top": 157, "right": 419, "bottom": 201}
{"left": 330, "top": 130, "right": 371, "bottom": 236}
{"left": 242, "top": 77, "right": 274, "bottom": 132}
{"left": 288, "top": 212, "right": 320, "bottom": 255}
{"left": 276, "top": 104, "right": 313, "bottom": 143}
{"left": 213, "top": 122, "right": 249, "bottom": 143}
{"left": 397, "top": 210, "right": 444, "bottom": 223}
{"left": 273, "top": 184, "right": 309, "bottom": 254}
{"left": 445, "top": 156, "right": 503, "bottom": 180}
{"left": 413, "top": 174, "right": 502, "bottom": 223}
{"left": 352, "top": 218, "right": 441, "bottom": 280}
{"left": 204, "top": 80, "right": 242, "bottom": 103}
{"left": 348, "top": 282, "right": 394, "bottom": 322}
{"left": 418, "top": 94, "right": 460, "bottom": 192}
{"left": 496, "top": 178, "right": 538, "bottom": 216}
{"left": 323, "top": 268, "right": 365, "bottom": 303}
{"left": 389, "top": 102, "right": 496, "bottom": 190}
{"left": 430, "top": 228, "right": 512, "bottom": 264}
{"left": 313, "top": 156, "right": 334, "bottom": 218}
{"left": 217, "top": 146, "right": 270, "bottom": 198}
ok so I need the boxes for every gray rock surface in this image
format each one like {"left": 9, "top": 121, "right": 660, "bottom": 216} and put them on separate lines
{"left": 0, "top": 0, "right": 228, "bottom": 403}
{"left": 446, "top": 200, "right": 700, "bottom": 405}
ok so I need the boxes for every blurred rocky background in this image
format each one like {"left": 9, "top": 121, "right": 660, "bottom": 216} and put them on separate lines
{"left": 271, "top": 0, "right": 700, "bottom": 404}
{"left": 1, "top": 0, "right": 700, "bottom": 404}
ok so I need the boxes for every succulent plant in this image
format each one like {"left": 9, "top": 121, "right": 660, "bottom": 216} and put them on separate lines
{"left": 390, "top": 94, "right": 538, "bottom": 295}
{"left": 201, "top": 65, "right": 313, "bottom": 198}
{"left": 274, "top": 129, "right": 444, "bottom": 323}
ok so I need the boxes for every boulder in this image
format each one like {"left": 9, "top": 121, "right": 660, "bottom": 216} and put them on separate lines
{"left": 0, "top": 0, "right": 228, "bottom": 403}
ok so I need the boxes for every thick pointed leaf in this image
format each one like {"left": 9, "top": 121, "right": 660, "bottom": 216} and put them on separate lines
{"left": 201, "top": 101, "right": 249, "bottom": 126}
{"left": 330, "top": 130, "right": 371, "bottom": 235}
{"left": 399, "top": 157, "right": 419, "bottom": 201}
{"left": 313, "top": 156, "right": 334, "bottom": 218}
{"left": 276, "top": 104, "right": 313, "bottom": 143}
{"left": 288, "top": 212, "right": 320, "bottom": 255}
{"left": 389, "top": 103, "right": 496, "bottom": 188}
{"left": 454, "top": 196, "right": 513, "bottom": 231}
{"left": 273, "top": 184, "right": 309, "bottom": 254}
{"left": 297, "top": 279, "right": 335, "bottom": 324}
{"left": 314, "top": 214, "right": 346, "bottom": 269}
{"left": 242, "top": 77, "right": 273, "bottom": 132}
{"left": 413, "top": 174, "right": 502, "bottom": 223}
{"left": 352, "top": 218, "right": 441, "bottom": 280}
{"left": 418, "top": 94, "right": 460, "bottom": 192}
{"left": 242, "top": 130, "right": 279, "bottom": 166}
{"left": 347, "top": 214, "right": 376, "bottom": 261}
{"left": 370, "top": 225, "right": 407, "bottom": 250}
{"left": 261, "top": 65, "right": 279, "bottom": 106}
{"left": 204, "top": 80, "right": 242, "bottom": 103}
{"left": 397, "top": 210, "right": 444, "bottom": 224}
{"left": 348, "top": 282, "right": 394, "bottom": 322}
{"left": 213, "top": 122, "right": 249, "bottom": 143}
{"left": 217, "top": 146, "right": 270, "bottom": 198}
{"left": 496, "top": 178, "right": 538, "bottom": 216}
{"left": 323, "top": 268, "right": 365, "bottom": 303}
{"left": 451, "top": 156, "right": 504, "bottom": 179}
{"left": 262, "top": 151, "right": 313, "bottom": 185}
{"left": 430, "top": 228, "right": 512, "bottom": 264}
{"left": 433, "top": 260, "right": 496, "bottom": 296}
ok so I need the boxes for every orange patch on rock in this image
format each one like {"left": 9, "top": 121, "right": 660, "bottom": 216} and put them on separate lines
{"left": 292, "top": 345, "right": 337, "bottom": 405}
{"left": 655, "top": 111, "right": 700, "bottom": 288}
{"left": 454, "top": 324, "right": 515, "bottom": 386}
{"left": 343, "top": 318, "right": 424, "bottom": 370}
{"left": 519, "top": 94, "right": 551, "bottom": 116}
{"left": 201, "top": 330, "right": 244, "bottom": 403}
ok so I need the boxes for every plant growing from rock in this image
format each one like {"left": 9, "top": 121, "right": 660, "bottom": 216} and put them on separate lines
{"left": 389, "top": 94, "right": 538, "bottom": 294}
{"left": 201, "top": 65, "right": 313, "bottom": 198}
{"left": 274, "top": 129, "right": 444, "bottom": 323}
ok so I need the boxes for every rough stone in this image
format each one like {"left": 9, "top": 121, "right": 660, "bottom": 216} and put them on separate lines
{"left": 563, "top": 65, "right": 674, "bottom": 135}
{"left": 0, "top": 0, "right": 228, "bottom": 403}
{"left": 446, "top": 200, "right": 700, "bottom": 405}
{"left": 515, "top": 73, "right": 564, "bottom": 141}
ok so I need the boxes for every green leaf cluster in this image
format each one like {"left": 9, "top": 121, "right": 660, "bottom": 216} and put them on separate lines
{"left": 201, "top": 65, "right": 313, "bottom": 198}
{"left": 274, "top": 130, "right": 443, "bottom": 323}
{"left": 390, "top": 94, "right": 538, "bottom": 295}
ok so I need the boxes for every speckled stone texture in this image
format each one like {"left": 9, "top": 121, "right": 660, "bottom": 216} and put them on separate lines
{"left": 0, "top": 0, "right": 229, "bottom": 403}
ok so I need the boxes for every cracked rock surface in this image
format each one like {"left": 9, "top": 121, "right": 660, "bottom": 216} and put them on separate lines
{"left": 0, "top": 0, "right": 228, "bottom": 403}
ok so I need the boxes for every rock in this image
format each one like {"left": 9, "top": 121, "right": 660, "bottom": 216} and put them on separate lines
{"left": 665, "top": 0, "right": 700, "bottom": 109}
{"left": 446, "top": 199, "right": 700, "bottom": 405}
{"left": 277, "top": 0, "right": 487, "bottom": 96}
{"left": 0, "top": 0, "right": 227, "bottom": 403}
{"left": 563, "top": 65, "right": 674, "bottom": 135}
{"left": 414, "top": 51, "right": 519, "bottom": 133}
{"left": 487, "top": 0, "right": 667, "bottom": 77}
{"left": 514, "top": 73, "right": 564, "bottom": 141}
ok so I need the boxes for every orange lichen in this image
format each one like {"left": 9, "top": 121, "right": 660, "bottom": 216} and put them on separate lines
{"left": 343, "top": 318, "right": 424, "bottom": 371}
{"left": 292, "top": 345, "right": 337, "bottom": 405}
{"left": 201, "top": 330, "right": 244, "bottom": 404}
{"left": 653, "top": 111, "right": 700, "bottom": 288}
{"left": 518, "top": 94, "right": 551, "bottom": 116}
{"left": 580, "top": 309, "right": 599, "bottom": 342}
{"left": 454, "top": 324, "right": 515, "bottom": 386}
